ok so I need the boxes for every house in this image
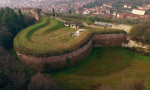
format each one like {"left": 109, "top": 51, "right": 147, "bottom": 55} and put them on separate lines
{"left": 106, "top": 10, "right": 110, "bottom": 15}
{"left": 117, "top": 13, "right": 126, "bottom": 18}
{"left": 103, "top": 3, "right": 112, "bottom": 8}
{"left": 126, "top": 14, "right": 142, "bottom": 19}
{"left": 124, "top": 4, "right": 128, "bottom": 8}
{"left": 132, "top": 8, "right": 146, "bottom": 15}
{"left": 147, "top": 4, "right": 150, "bottom": 7}
{"left": 137, "top": 6, "right": 145, "bottom": 9}
{"left": 92, "top": 10, "right": 100, "bottom": 16}
{"left": 128, "top": 5, "right": 132, "bottom": 8}
{"left": 124, "top": 4, "right": 132, "bottom": 9}
{"left": 83, "top": 8, "right": 91, "bottom": 15}
{"left": 112, "top": 11, "right": 117, "bottom": 18}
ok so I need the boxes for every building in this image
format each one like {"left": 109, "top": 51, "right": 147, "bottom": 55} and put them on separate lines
{"left": 124, "top": 4, "right": 132, "bottom": 9}
{"left": 103, "top": 3, "right": 112, "bottom": 8}
{"left": 132, "top": 8, "right": 146, "bottom": 15}
{"left": 83, "top": 8, "right": 91, "bottom": 15}
{"left": 137, "top": 6, "right": 145, "bottom": 9}
{"left": 128, "top": 5, "right": 132, "bottom": 8}
{"left": 117, "top": 13, "right": 126, "bottom": 18}
{"left": 106, "top": 10, "right": 110, "bottom": 15}
{"left": 94, "top": 22, "right": 113, "bottom": 27}
{"left": 124, "top": 4, "right": 128, "bottom": 8}
{"left": 16, "top": 7, "right": 41, "bottom": 21}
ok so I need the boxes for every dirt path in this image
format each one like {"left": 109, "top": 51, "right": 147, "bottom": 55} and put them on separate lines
{"left": 111, "top": 24, "right": 133, "bottom": 33}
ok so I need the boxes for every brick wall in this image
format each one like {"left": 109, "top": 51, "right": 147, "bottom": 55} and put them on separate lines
{"left": 17, "top": 34, "right": 127, "bottom": 71}
{"left": 17, "top": 39, "right": 93, "bottom": 71}
{"left": 93, "top": 34, "right": 127, "bottom": 46}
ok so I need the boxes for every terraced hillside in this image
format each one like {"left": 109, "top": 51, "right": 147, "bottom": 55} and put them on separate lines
{"left": 14, "top": 16, "right": 92, "bottom": 57}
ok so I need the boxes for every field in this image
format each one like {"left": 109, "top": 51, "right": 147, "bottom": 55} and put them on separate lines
{"left": 51, "top": 47, "right": 150, "bottom": 90}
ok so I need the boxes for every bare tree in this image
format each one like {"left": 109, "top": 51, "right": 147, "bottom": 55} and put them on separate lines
{"left": 28, "top": 73, "right": 62, "bottom": 90}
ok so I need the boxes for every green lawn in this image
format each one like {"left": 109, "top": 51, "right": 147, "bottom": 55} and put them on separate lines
{"left": 50, "top": 47, "right": 150, "bottom": 90}
{"left": 67, "top": 17, "right": 94, "bottom": 24}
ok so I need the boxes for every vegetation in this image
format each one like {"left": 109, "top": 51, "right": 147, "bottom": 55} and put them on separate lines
{"left": 14, "top": 16, "right": 92, "bottom": 57}
{"left": 82, "top": 0, "right": 150, "bottom": 9}
{"left": 66, "top": 57, "right": 70, "bottom": 66}
{"left": 14, "top": 15, "right": 127, "bottom": 57}
{"left": 82, "top": 26, "right": 127, "bottom": 34}
{"left": 51, "top": 47, "right": 150, "bottom": 90}
{"left": 28, "top": 73, "right": 62, "bottom": 90}
{"left": 58, "top": 14, "right": 140, "bottom": 25}
{"left": 53, "top": 8, "right": 55, "bottom": 17}
{"left": 0, "top": 7, "right": 36, "bottom": 49}
{"left": 0, "top": 7, "right": 61, "bottom": 90}
{"left": 129, "top": 20, "right": 150, "bottom": 44}
{"left": 1, "top": 6, "right": 150, "bottom": 90}
{"left": 144, "top": 78, "right": 150, "bottom": 90}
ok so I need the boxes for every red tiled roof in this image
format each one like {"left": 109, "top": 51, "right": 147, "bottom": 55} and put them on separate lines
{"left": 133, "top": 8, "right": 146, "bottom": 11}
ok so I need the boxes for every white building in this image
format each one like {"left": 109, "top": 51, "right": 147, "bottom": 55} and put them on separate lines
{"left": 124, "top": 4, "right": 128, "bottom": 8}
{"left": 83, "top": 10, "right": 91, "bottom": 15}
{"left": 128, "top": 5, "right": 132, "bottom": 8}
{"left": 103, "top": 3, "right": 112, "bottom": 8}
{"left": 124, "top": 4, "right": 132, "bottom": 9}
{"left": 132, "top": 8, "right": 146, "bottom": 15}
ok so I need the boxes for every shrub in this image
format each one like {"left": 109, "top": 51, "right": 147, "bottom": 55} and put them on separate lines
{"left": 66, "top": 57, "right": 70, "bottom": 66}
{"left": 144, "top": 78, "right": 150, "bottom": 90}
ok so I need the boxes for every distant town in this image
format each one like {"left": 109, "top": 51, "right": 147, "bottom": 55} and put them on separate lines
{"left": 1, "top": 0, "right": 150, "bottom": 19}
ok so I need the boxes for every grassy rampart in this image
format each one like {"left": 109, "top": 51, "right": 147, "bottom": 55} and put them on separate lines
{"left": 14, "top": 16, "right": 126, "bottom": 57}
{"left": 14, "top": 16, "right": 92, "bottom": 57}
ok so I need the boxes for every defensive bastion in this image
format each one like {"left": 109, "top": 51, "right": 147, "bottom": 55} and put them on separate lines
{"left": 14, "top": 16, "right": 127, "bottom": 71}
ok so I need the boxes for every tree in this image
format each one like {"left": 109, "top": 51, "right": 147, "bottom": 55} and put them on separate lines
{"left": 0, "top": 26, "right": 13, "bottom": 48}
{"left": 53, "top": 8, "right": 55, "bottom": 17}
{"left": 69, "top": 9, "right": 71, "bottom": 14}
{"left": 28, "top": 73, "right": 61, "bottom": 90}
{"left": 0, "top": 8, "right": 4, "bottom": 23}
{"left": 144, "top": 78, "right": 150, "bottom": 90}
{"left": 1, "top": 8, "right": 23, "bottom": 35}
{"left": 18, "top": 10, "right": 26, "bottom": 28}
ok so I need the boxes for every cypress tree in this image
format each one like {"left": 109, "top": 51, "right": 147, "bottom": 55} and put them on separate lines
{"left": 53, "top": 8, "right": 55, "bottom": 17}
{"left": 18, "top": 10, "right": 26, "bottom": 28}
{"left": 69, "top": 9, "right": 71, "bottom": 14}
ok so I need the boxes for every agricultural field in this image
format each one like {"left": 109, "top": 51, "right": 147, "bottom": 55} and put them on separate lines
{"left": 51, "top": 47, "right": 150, "bottom": 90}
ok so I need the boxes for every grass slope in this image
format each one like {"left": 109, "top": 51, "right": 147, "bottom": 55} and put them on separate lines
{"left": 51, "top": 47, "right": 150, "bottom": 90}
{"left": 14, "top": 16, "right": 92, "bottom": 56}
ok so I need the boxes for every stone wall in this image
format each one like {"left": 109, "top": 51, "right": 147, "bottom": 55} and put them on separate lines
{"left": 122, "top": 36, "right": 150, "bottom": 55}
{"left": 17, "top": 33, "right": 127, "bottom": 71}
{"left": 17, "top": 39, "right": 93, "bottom": 71}
{"left": 93, "top": 34, "right": 127, "bottom": 47}
{"left": 53, "top": 17, "right": 132, "bottom": 33}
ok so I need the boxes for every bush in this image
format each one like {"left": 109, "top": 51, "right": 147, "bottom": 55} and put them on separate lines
{"left": 28, "top": 73, "right": 61, "bottom": 90}
{"left": 66, "top": 57, "right": 70, "bottom": 66}
{"left": 144, "top": 78, "right": 150, "bottom": 90}
{"left": 129, "top": 20, "right": 150, "bottom": 44}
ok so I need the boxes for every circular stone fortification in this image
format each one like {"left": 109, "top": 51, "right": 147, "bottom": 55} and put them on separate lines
{"left": 14, "top": 16, "right": 92, "bottom": 71}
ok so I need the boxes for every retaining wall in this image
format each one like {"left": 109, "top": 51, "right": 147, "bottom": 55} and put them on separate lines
{"left": 17, "top": 34, "right": 127, "bottom": 71}
{"left": 17, "top": 39, "right": 93, "bottom": 71}
{"left": 93, "top": 34, "right": 127, "bottom": 46}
